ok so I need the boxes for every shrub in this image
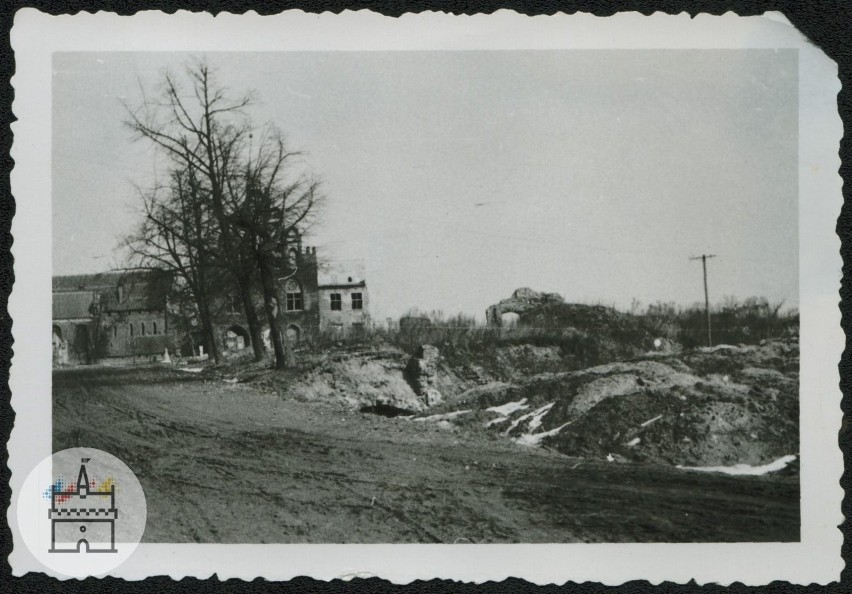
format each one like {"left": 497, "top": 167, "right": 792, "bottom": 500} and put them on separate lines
{"left": 293, "top": 296, "right": 797, "bottom": 369}
{"left": 663, "top": 297, "right": 797, "bottom": 348}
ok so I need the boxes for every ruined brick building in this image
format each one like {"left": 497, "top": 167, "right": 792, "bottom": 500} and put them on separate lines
{"left": 52, "top": 234, "right": 370, "bottom": 364}
{"left": 52, "top": 271, "right": 175, "bottom": 365}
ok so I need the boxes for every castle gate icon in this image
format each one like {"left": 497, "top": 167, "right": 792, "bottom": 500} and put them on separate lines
{"left": 48, "top": 458, "right": 117, "bottom": 553}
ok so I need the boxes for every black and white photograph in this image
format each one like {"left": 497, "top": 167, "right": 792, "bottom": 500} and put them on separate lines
{"left": 49, "top": 46, "right": 802, "bottom": 544}
{"left": 8, "top": 9, "right": 844, "bottom": 585}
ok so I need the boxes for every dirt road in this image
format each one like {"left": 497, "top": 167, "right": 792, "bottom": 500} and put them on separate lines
{"left": 53, "top": 366, "right": 799, "bottom": 543}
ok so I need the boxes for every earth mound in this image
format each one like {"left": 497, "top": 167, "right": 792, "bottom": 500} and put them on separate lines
{"left": 204, "top": 349, "right": 426, "bottom": 414}
{"left": 420, "top": 339, "right": 798, "bottom": 468}
{"left": 524, "top": 302, "right": 662, "bottom": 352}
{"left": 447, "top": 301, "right": 675, "bottom": 387}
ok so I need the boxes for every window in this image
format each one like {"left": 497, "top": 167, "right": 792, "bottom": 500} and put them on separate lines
{"left": 152, "top": 322, "right": 158, "bottom": 335}
{"left": 113, "top": 326, "right": 117, "bottom": 338}
{"left": 287, "top": 292, "right": 304, "bottom": 311}
{"left": 129, "top": 323, "right": 134, "bottom": 337}
{"left": 351, "top": 293, "right": 363, "bottom": 310}
{"left": 330, "top": 293, "right": 342, "bottom": 311}
{"left": 141, "top": 322, "right": 146, "bottom": 336}
{"left": 226, "top": 293, "right": 240, "bottom": 314}
{"left": 285, "top": 280, "right": 303, "bottom": 311}
{"left": 288, "top": 248, "right": 298, "bottom": 269}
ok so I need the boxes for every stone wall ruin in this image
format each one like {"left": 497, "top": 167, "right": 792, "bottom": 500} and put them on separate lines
{"left": 485, "top": 287, "right": 565, "bottom": 327}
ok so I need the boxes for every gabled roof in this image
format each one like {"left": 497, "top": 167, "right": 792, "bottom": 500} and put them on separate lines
{"left": 53, "top": 291, "right": 96, "bottom": 320}
{"left": 100, "top": 271, "right": 173, "bottom": 313}
{"left": 52, "top": 272, "right": 125, "bottom": 293}
{"left": 53, "top": 270, "right": 173, "bottom": 314}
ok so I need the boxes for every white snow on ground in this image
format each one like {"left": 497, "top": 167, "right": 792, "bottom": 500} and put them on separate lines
{"left": 640, "top": 414, "right": 663, "bottom": 427}
{"left": 515, "top": 421, "right": 572, "bottom": 446}
{"left": 504, "top": 403, "right": 554, "bottom": 435}
{"left": 626, "top": 437, "right": 641, "bottom": 447}
{"left": 698, "top": 344, "right": 753, "bottom": 354}
{"left": 527, "top": 404, "right": 554, "bottom": 432}
{"left": 178, "top": 367, "right": 204, "bottom": 374}
{"left": 485, "top": 416, "right": 510, "bottom": 427}
{"left": 485, "top": 399, "right": 529, "bottom": 427}
{"left": 414, "top": 410, "right": 472, "bottom": 422}
{"left": 676, "top": 454, "right": 797, "bottom": 476}
{"left": 486, "top": 399, "right": 529, "bottom": 416}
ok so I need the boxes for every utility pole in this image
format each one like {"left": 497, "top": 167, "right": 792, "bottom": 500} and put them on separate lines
{"left": 690, "top": 254, "right": 716, "bottom": 347}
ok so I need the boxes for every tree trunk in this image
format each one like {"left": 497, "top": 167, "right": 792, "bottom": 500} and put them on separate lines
{"left": 195, "top": 278, "right": 219, "bottom": 364}
{"left": 200, "top": 306, "right": 218, "bottom": 364}
{"left": 258, "top": 255, "right": 292, "bottom": 369}
{"left": 188, "top": 174, "right": 220, "bottom": 364}
{"left": 237, "top": 280, "right": 265, "bottom": 361}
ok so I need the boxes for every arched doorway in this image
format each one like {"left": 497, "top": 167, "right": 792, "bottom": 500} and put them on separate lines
{"left": 500, "top": 312, "right": 520, "bottom": 328}
{"left": 52, "top": 325, "right": 66, "bottom": 365}
{"left": 285, "top": 324, "right": 301, "bottom": 344}
{"left": 224, "top": 325, "right": 250, "bottom": 351}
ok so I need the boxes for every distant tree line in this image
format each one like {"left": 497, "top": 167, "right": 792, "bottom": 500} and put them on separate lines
{"left": 337, "top": 297, "right": 799, "bottom": 369}
{"left": 640, "top": 296, "right": 797, "bottom": 348}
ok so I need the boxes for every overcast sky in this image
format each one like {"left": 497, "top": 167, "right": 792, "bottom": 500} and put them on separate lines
{"left": 52, "top": 50, "right": 798, "bottom": 320}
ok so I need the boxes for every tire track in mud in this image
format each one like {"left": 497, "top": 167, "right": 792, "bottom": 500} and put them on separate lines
{"left": 54, "top": 366, "right": 799, "bottom": 543}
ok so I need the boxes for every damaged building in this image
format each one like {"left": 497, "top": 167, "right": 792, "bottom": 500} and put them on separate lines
{"left": 52, "top": 233, "right": 370, "bottom": 364}
{"left": 52, "top": 271, "right": 175, "bottom": 365}
{"left": 485, "top": 287, "right": 565, "bottom": 327}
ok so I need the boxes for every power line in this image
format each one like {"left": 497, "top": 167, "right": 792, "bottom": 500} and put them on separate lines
{"left": 689, "top": 254, "right": 716, "bottom": 346}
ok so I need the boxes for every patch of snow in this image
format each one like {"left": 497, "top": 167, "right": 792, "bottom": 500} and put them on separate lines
{"left": 515, "top": 421, "right": 572, "bottom": 446}
{"left": 626, "top": 437, "right": 641, "bottom": 447}
{"left": 677, "top": 454, "right": 797, "bottom": 476}
{"left": 414, "top": 410, "right": 471, "bottom": 422}
{"left": 698, "top": 344, "right": 743, "bottom": 353}
{"left": 486, "top": 398, "right": 529, "bottom": 416}
{"left": 223, "top": 378, "right": 238, "bottom": 384}
{"left": 527, "top": 404, "right": 553, "bottom": 432}
{"left": 640, "top": 414, "right": 663, "bottom": 427}
{"left": 606, "top": 453, "right": 615, "bottom": 462}
{"left": 178, "top": 367, "right": 203, "bottom": 374}
{"left": 485, "top": 416, "right": 510, "bottom": 428}
{"left": 504, "top": 403, "right": 554, "bottom": 435}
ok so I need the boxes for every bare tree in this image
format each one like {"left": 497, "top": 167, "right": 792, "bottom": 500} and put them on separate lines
{"left": 125, "top": 59, "right": 266, "bottom": 361}
{"left": 226, "top": 126, "right": 324, "bottom": 369}
{"left": 125, "top": 58, "right": 324, "bottom": 369}
{"left": 124, "top": 168, "right": 224, "bottom": 362}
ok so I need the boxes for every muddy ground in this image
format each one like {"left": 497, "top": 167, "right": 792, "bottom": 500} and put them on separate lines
{"left": 53, "top": 365, "right": 798, "bottom": 543}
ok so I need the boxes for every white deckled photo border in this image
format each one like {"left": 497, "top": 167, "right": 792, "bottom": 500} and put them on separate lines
{"left": 8, "top": 9, "right": 845, "bottom": 585}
